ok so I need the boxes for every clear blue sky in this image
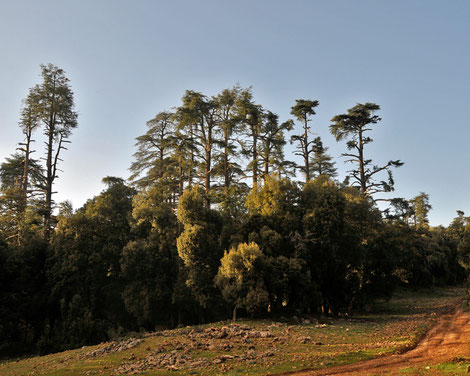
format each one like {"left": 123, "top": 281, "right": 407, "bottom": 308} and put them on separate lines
{"left": 0, "top": 0, "right": 469, "bottom": 226}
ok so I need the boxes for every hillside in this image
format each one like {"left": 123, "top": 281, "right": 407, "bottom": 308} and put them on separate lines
{"left": 0, "top": 286, "right": 467, "bottom": 376}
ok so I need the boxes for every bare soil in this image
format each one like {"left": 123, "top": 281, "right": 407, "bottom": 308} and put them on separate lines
{"left": 281, "top": 303, "right": 470, "bottom": 376}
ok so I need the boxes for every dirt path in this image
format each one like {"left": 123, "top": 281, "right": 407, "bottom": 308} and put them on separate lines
{"left": 281, "top": 304, "right": 470, "bottom": 376}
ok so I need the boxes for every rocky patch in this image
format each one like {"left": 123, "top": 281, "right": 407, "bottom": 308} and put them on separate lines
{"left": 84, "top": 338, "right": 144, "bottom": 358}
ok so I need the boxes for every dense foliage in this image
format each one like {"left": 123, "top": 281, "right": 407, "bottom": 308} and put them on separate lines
{"left": 0, "top": 68, "right": 467, "bottom": 356}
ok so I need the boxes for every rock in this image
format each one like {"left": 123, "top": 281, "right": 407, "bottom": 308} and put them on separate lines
{"left": 217, "top": 331, "right": 228, "bottom": 339}
{"left": 221, "top": 343, "right": 233, "bottom": 351}
{"left": 85, "top": 338, "right": 144, "bottom": 358}
{"left": 220, "top": 355, "right": 234, "bottom": 360}
{"left": 191, "top": 360, "right": 206, "bottom": 367}
{"left": 246, "top": 349, "right": 256, "bottom": 358}
{"left": 258, "top": 331, "right": 274, "bottom": 338}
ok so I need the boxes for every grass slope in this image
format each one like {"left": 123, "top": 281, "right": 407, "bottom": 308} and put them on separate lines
{"left": 0, "top": 286, "right": 465, "bottom": 376}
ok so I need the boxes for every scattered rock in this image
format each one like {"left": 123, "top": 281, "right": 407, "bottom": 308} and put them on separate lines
{"left": 299, "top": 336, "right": 312, "bottom": 344}
{"left": 85, "top": 338, "right": 144, "bottom": 358}
{"left": 246, "top": 349, "right": 256, "bottom": 358}
{"left": 115, "top": 351, "right": 200, "bottom": 374}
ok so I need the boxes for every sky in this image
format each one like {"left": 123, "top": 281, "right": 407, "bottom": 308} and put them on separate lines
{"left": 0, "top": 0, "right": 469, "bottom": 226}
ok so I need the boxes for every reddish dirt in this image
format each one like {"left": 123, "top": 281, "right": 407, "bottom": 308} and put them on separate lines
{"left": 280, "top": 305, "right": 470, "bottom": 376}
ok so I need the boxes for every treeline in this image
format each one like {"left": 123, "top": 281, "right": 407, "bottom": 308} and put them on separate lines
{"left": 0, "top": 65, "right": 469, "bottom": 356}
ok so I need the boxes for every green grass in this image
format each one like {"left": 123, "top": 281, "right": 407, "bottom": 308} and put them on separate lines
{"left": 0, "top": 286, "right": 464, "bottom": 376}
{"left": 396, "top": 361, "right": 470, "bottom": 376}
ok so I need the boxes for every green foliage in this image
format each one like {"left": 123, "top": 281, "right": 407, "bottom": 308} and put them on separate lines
{"left": 177, "top": 186, "right": 222, "bottom": 308}
{"left": 0, "top": 153, "right": 43, "bottom": 191}
{"left": 213, "top": 86, "right": 246, "bottom": 187}
{"left": 121, "top": 185, "right": 179, "bottom": 327}
{"left": 30, "top": 64, "right": 78, "bottom": 240}
{"left": 410, "top": 192, "right": 432, "bottom": 229}
{"left": 129, "top": 111, "right": 186, "bottom": 200}
{"left": 215, "top": 242, "right": 269, "bottom": 316}
{"left": 245, "top": 175, "right": 299, "bottom": 218}
{"left": 0, "top": 237, "right": 48, "bottom": 356}
{"left": 235, "top": 88, "right": 263, "bottom": 186}
{"left": 121, "top": 234, "right": 176, "bottom": 327}
{"left": 37, "top": 294, "right": 107, "bottom": 354}
{"left": 301, "top": 177, "right": 352, "bottom": 312}
{"left": 330, "top": 103, "right": 403, "bottom": 199}
{"left": 290, "top": 99, "right": 319, "bottom": 123}
{"left": 457, "top": 220, "right": 470, "bottom": 271}
{"left": 290, "top": 99, "right": 320, "bottom": 182}
{"left": 310, "top": 137, "right": 337, "bottom": 178}
{"left": 264, "top": 255, "right": 315, "bottom": 311}
{"left": 259, "top": 111, "right": 293, "bottom": 180}
{"left": 0, "top": 154, "right": 45, "bottom": 244}
{"left": 44, "top": 177, "right": 135, "bottom": 351}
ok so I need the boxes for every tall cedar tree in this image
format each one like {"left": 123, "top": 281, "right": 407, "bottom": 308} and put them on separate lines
{"left": 18, "top": 95, "right": 41, "bottom": 212}
{"left": 290, "top": 99, "right": 320, "bottom": 183}
{"left": 330, "top": 103, "right": 402, "bottom": 200}
{"left": 214, "top": 87, "right": 244, "bottom": 188}
{"left": 169, "top": 129, "right": 196, "bottom": 200}
{"left": 310, "top": 136, "right": 337, "bottom": 179}
{"left": 129, "top": 111, "right": 176, "bottom": 197}
{"left": 236, "top": 89, "right": 262, "bottom": 187}
{"left": 29, "top": 64, "right": 78, "bottom": 240}
{"left": 410, "top": 192, "right": 432, "bottom": 229}
{"left": 259, "top": 111, "right": 293, "bottom": 181}
{"left": 177, "top": 91, "right": 218, "bottom": 207}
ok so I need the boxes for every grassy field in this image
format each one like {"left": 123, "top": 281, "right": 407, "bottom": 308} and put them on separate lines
{"left": 0, "top": 286, "right": 465, "bottom": 376}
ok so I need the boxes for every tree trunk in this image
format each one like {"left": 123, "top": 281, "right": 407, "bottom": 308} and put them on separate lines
{"left": 17, "top": 125, "right": 33, "bottom": 245}
{"left": 252, "top": 133, "right": 258, "bottom": 187}
{"left": 358, "top": 128, "right": 366, "bottom": 196}
{"left": 188, "top": 124, "right": 194, "bottom": 186}
{"left": 224, "top": 127, "right": 230, "bottom": 187}
{"left": 204, "top": 127, "right": 211, "bottom": 208}
{"left": 177, "top": 309, "right": 183, "bottom": 327}
{"left": 43, "top": 124, "right": 55, "bottom": 241}
{"left": 304, "top": 117, "right": 310, "bottom": 182}
{"left": 232, "top": 305, "right": 237, "bottom": 322}
{"left": 264, "top": 158, "right": 269, "bottom": 181}
{"left": 43, "top": 76, "right": 57, "bottom": 242}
